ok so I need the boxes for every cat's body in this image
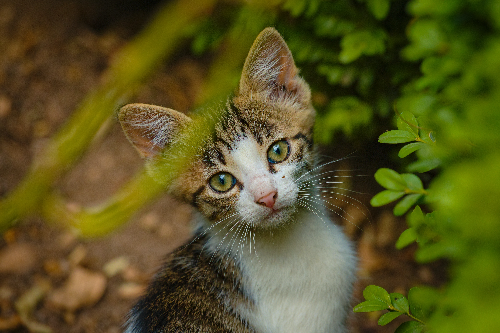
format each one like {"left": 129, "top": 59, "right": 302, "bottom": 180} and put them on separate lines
{"left": 120, "top": 28, "right": 356, "bottom": 333}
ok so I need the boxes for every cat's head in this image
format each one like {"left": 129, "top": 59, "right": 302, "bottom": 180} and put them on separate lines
{"left": 119, "top": 28, "right": 315, "bottom": 230}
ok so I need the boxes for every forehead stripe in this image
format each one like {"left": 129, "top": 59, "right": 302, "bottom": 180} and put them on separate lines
{"left": 192, "top": 185, "right": 205, "bottom": 208}
{"left": 292, "top": 132, "right": 313, "bottom": 148}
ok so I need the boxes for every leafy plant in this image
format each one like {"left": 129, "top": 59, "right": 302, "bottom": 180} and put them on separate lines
{"left": 354, "top": 0, "right": 500, "bottom": 332}
{"left": 354, "top": 285, "right": 426, "bottom": 332}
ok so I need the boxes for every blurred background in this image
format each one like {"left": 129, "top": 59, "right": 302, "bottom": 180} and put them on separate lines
{"left": 1, "top": 0, "right": 499, "bottom": 332}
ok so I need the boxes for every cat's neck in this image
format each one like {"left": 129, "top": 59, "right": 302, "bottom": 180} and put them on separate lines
{"left": 198, "top": 205, "right": 328, "bottom": 261}
{"left": 230, "top": 208, "right": 355, "bottom": 333}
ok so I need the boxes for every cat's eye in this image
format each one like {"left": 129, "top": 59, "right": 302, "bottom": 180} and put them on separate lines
{"left": 267, "top": 140, "right": 290, "bottom": 164}
{"left": 209, "top": 172, "right": 237, "bottom": 193}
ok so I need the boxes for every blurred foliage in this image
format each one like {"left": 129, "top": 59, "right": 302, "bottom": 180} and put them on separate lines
{"left": 347, "top": 0, "right": 500, "bottom": 332}
{"left": 354, "top": 285, "right": 426, "bottom": 332}
{"left": 0, "top": 0, "right": 217, "bottom": 233}
{"left": 188, "top": 0, "right": 417, "bottom": 142}
{"left": 1, "top": 0, "right": 499, "bottom": 331}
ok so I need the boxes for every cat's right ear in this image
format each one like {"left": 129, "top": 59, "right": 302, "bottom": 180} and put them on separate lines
{"left": 118, "top": 103, "right": 191, "bottom": 158}
{"left": 238, "top": 27, "right": 310, "bottom": 105}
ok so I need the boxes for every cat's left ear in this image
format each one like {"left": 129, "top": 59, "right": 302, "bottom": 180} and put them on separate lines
{"left": 119, "top": 103, "right": 191, "bottom": 158}
{"left": 238, "top": 27, "right": 310, "bottom": 104}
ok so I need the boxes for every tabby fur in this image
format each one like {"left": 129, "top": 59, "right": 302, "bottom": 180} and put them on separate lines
{"left": 120, "top": 27, "right": 356, "bottom": 333}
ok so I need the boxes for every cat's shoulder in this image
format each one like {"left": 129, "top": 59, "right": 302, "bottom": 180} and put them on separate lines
{"left": 125, "top": 235, "right": 253, "bottom": 333}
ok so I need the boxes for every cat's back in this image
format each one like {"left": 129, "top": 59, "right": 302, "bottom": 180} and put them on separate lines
{"left": 124, "top": 235, "right": 253, "bottom": 333}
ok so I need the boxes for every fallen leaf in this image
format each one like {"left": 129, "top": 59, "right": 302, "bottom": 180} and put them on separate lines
{"left": 67, "top": 245, "right": 87, "bottom": 267}
{"left": 103, "top": 256, "right": 129, "bottom": 277}
{"left": 118, "top": 282, "right": 146, "bottom": 299}
{"left": 0, "top": 243, "right": 37, "bottom": 274}
{"left": 48, "top": 266, "right": 106, "bottom": 311}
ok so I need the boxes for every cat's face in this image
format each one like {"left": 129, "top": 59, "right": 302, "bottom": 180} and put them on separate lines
{"left": 185, "top": 96, "right": 315, "bottom": 230}
{"left": 119, "top": 28, "right": 315, "bottom": 230}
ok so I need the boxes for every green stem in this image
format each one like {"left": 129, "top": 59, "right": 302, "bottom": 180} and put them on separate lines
{"left": 405, "top": 188, "right": 429, "bottom": 195}
{"left": 406, "top": 312, "right": 426, "bottom": 325}
{"left": 388, "top": 305, "right": 426, "bottom": 326}
{"left": 0, "top": 0, "right": 216, "bottom": 233}
{"left": 40, "top": 5, "right": 267, "bottom": 237}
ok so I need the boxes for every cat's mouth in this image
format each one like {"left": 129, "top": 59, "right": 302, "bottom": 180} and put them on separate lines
{"left": 258, "top": 204, "right": 296, "bottom": 228}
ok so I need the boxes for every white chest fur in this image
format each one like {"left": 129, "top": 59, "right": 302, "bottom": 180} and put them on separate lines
{"left": 235, "top": 210, "right": 356, "bottom": 333}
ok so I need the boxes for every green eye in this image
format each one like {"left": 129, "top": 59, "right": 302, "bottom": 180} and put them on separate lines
{"left": 209, "top": 172, "right": 237, "bottom": 193}
{"left": 267, "top": 140, "right": 290, "bottom": 164}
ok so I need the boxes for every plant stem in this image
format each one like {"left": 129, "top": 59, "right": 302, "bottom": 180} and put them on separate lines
{"left": 0, "top": 0, "right": 216, "bottom": 233}
{"left": 40, "top": 5, "right": 265, "bottom": 237}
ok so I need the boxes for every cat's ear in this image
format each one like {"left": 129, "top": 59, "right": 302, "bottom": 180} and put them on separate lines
{"left": 238, "top": 27, "right": 310, "bottom": 104}
{"left": 119, "top": 103, "right": 191, "bottom": 158}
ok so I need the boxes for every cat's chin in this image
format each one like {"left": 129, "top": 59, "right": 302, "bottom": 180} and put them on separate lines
{"left": 253, "top": 205, "right": 298, "bottom": 230}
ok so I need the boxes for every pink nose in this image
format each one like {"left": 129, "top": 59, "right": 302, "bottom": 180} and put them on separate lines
{"left": 257, "top": 191, "right": 277, "bottom": 209}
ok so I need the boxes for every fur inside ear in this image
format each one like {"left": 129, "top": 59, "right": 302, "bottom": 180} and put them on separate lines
{"left": 238, "top": 27, "right": 310, "bottom": 104}
{"left": 118, "top": 103, "right": 191, "bottom": 158}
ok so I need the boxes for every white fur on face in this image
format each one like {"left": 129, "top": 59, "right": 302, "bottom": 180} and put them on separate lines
{"left": 232, "top": 137, "right": 299, "bottom": 228}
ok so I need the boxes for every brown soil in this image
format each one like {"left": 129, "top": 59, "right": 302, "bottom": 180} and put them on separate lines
{"left": 0, "top": 1, "right": 445, "bottom": 332}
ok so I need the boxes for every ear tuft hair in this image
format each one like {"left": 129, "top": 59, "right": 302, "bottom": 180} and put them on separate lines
{"left": 238, "top": 27, "right": 310, "bottom": 104}
{"left": 118, "top": 103, "right": 191, "bottom": 158}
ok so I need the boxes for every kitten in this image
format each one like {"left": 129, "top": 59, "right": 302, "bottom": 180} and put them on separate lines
{"left": 119, "top": 27, "right": 356, "bottom": 333}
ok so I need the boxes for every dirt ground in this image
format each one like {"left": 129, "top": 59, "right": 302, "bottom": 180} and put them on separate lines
{"left": 0, "top": 1, "right": 445, "bottom": 332}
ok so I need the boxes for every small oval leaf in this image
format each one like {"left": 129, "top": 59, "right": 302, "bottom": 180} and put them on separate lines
{"left": 408, "top": 206, "right": 425, "bottom": 227}
{"left": 407, "top": 158, "right": 441, "bottom": 173}
{"left": 378, "top": 311, "right": 403, "bottom": 326}
{"left": 390, "top": 293, "right": 410, "bottom": 313}
{"left": 408, "top": 286, "right": 437, "bottom": 321}
{"left": 367, "top": 0, "right": 390, "bottom": 20}
{"left": 363, "top": 285, "right": 392, "bottom": 305}
{"left": 393, "top": 193, "right": 423, "bottom": 216}
{"left": 408, "top": 287, "right": 425, "bottom": 321}
{"left": 396, "top": 228, "right": 418, "bottom": 249}
{"left": 398, "top": 142, "right": 425, "bottom": 158}
{"left": 379, "top": 130, "right": 416, "bottom": 144}
{"left": 371, "top": 190, "right": 405, "bottom": 207}
{"left": 374, "top": 168, "right": 406, "bottom": 190}
{"left": 397, "top": 111, "right": 419, "bottom": 136}
{"left": 395, "top": 320, "right": 426, "bottom": 333}
{"left": 401, "top": 173, "right": 424, "bottom": 191}
{"left": 353, "top": 300, "right": 389, "bottom": 312}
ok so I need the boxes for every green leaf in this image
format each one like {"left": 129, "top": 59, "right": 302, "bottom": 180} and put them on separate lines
{"left": 393, "top": 193, "right": 423, "bottom": 216}
{"left": 395, "top": 320, "right": 426, "bottom": 333}
{"left": 391, "top": 293, "right": 410, "bottom": 313}
{"left": 407, "top": 158, "right": 441, "bottom": 173}
{"left": 407, "top": 206, "right": 425, "bottom": 227}
{"left": 398, "top": 142, "right": 425, "bottom": 158}
{"left": 401, "top": 173, "right": 424, "bottom": 191}
{"left": 415, "top": 240, "right": 461, "bottom": 263}
{"left": 366, "top": 0, "right": 390, "bottom": 20}
{"left": 396, "top": 228, "right": 418, "bottom": 249}
{"left": 353, "top": 300, "right": 389, "bottom": 312}
{"left": 379, "top": 130, "right": 417, "bottom": 144}
{"left": 363, "top": 285, "right": 392, "bottom": 305}
{"left": 339, "top": 29, "right": 387, "bottom": 63}
{"left": 374, "top": 168, "right": 406, "bottom": 190}
{"left": 397, "top": 111, "right": 419, "bottom": 136}
{"left": 371, "top": 190, "right": 405, "bottom": 207}
{"left": 378, "top": 311, "right": 403, "bottom": 326}
{"left": 408, "top": 287, "right": 426, "bottom": 321}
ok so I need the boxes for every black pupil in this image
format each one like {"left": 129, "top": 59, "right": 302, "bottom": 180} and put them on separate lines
{"left": 219, "top": 174, "right": 226, "bottom": 185}
{"left": 273, "top": 144, "right": 281, "bottom": 156}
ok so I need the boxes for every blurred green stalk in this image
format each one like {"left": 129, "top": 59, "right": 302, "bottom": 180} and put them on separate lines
{"left": 39, "top": 5, "right": 267, "bottom": 237}
{"left": 0, "top": 0, "right": 217, "bottom": 232}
